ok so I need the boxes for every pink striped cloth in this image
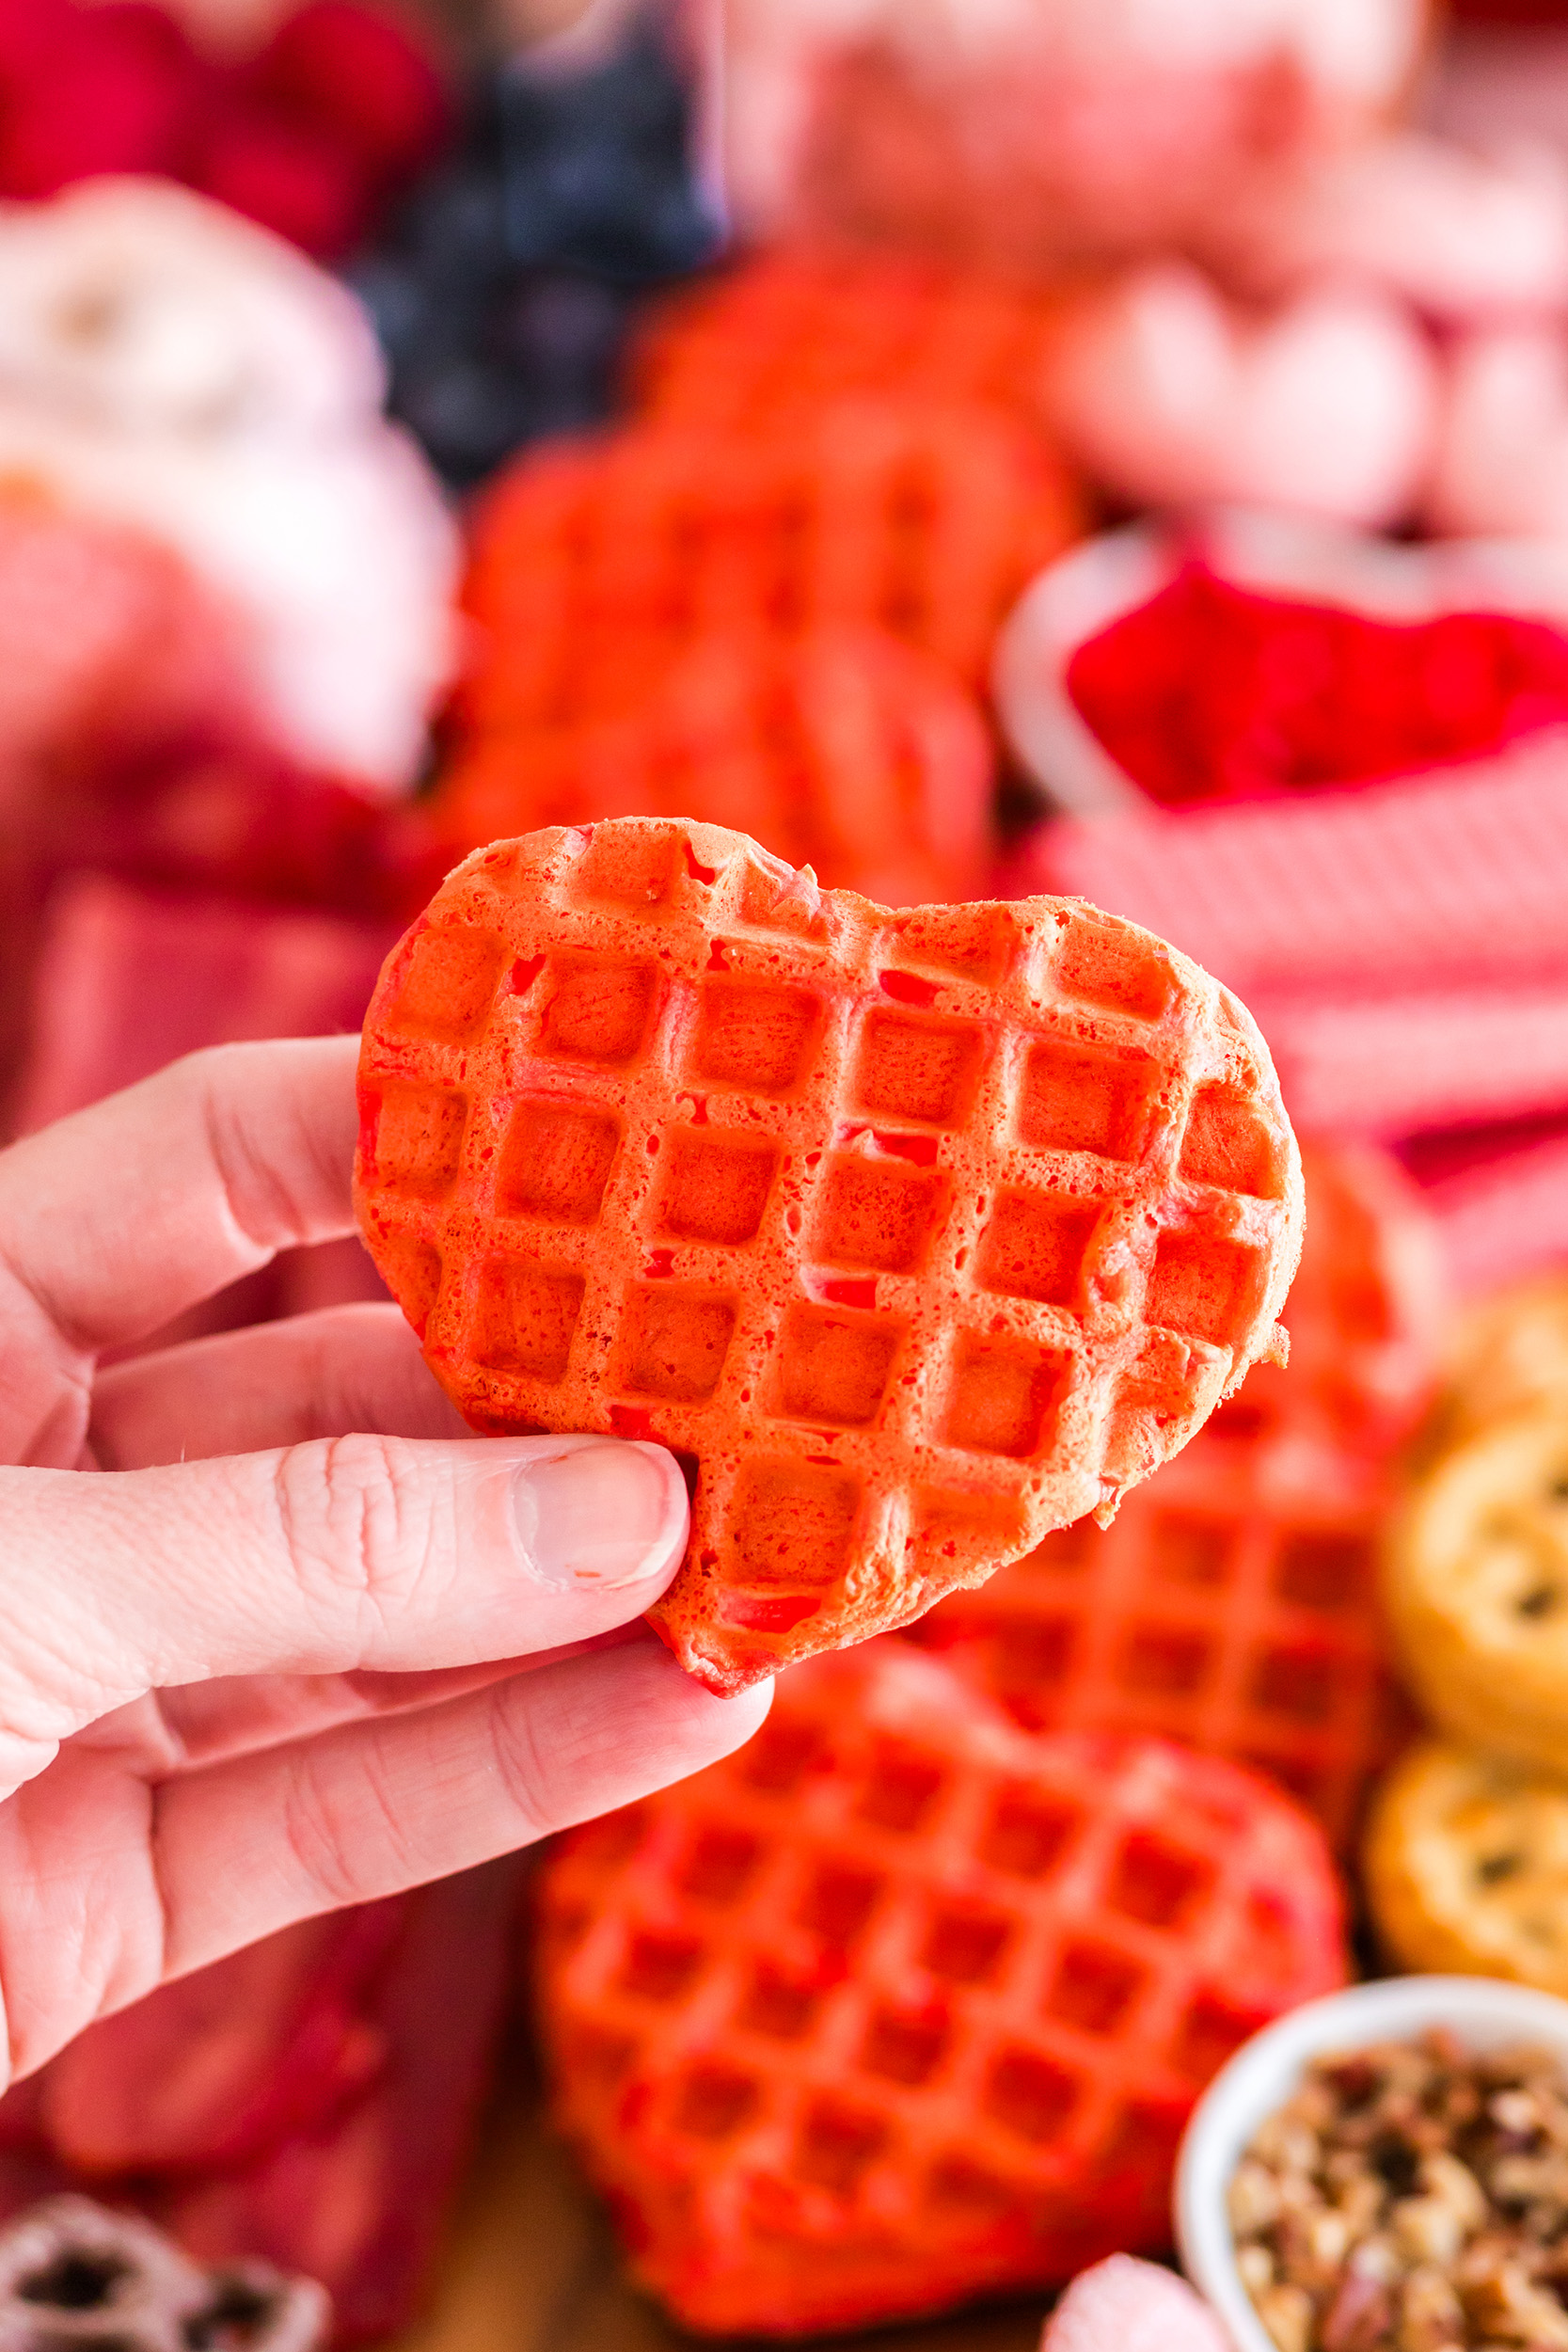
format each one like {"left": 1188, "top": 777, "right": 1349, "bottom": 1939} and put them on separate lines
{"left": 1010, "top": 730, "right": 1568, "bottom": 998}
{"left": 1007, "top": 743, "right": 1568, "bottom": 1292}
{"left": 1421, "top": 1128, "right": 1568, "bottom": 1295}
{"left": 1255, "top": 985, "right": 1568, "bottom": 1141}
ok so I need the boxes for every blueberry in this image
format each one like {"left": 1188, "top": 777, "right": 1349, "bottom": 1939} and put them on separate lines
{"left": 392, "top": 352, "right": 541, "bottom": 487}
{"left": 400, "top": 161, "right": 512, "bottom": 290}
{"left": 341, "top": 253, "right": 429, "bottom": 363}
{"left": 489, "top": 269, "right": 627, "bottom": 391}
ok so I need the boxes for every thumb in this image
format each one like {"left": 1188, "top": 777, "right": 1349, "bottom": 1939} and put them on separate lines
{"left": 0, "top": 1434, "right": 690, "bottom": 1788}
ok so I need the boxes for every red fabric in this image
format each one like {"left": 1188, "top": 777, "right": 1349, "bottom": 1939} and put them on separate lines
{"left": 193, "top": 101, "right": 368, "bottom": 260}
{"left": 0, "top": 5, "right": 196, "bottom": 197}
{"left": 0, "top": 1864, "right": 520, "bottom": 2344}
{"left": 1067, "top": 564, "right": 1568, "bottom": 807}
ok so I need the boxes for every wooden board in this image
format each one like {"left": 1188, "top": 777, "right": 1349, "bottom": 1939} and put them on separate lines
{"left": 397, "top": 2046, "right": 1050, "bottom": 2352}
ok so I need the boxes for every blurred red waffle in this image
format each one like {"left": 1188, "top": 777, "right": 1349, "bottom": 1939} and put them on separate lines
{"left": 356, "top": 817, "right": 1305, "bottom": 1697}
{"left": 459, "top": 400, "right": 1082, "bottom": 704}
{"left": 908, "top": 1138, "right": 1440, "bottom": 1847}
{"left": 911, "top": 1428, "right": 1411, "bottom": 1851}
{"left": 533, "top": 1644, "right": 1348, "bottom": 2336}
{"left": 432, "top": 625, "right": 995, "bottom": 908}
{"left": 630, "top": 246, "right": 1080, "bottom": 433}
{"left": 1209, "top": 1136, "right": 1445, "bottom": 1457}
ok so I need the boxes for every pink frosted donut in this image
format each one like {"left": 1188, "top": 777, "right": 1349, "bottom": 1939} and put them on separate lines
{"left": 0, "top": 176, "right": 455, "bottom": 794}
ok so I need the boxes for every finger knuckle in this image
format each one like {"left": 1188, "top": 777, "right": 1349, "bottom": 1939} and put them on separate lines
{"left": 279, "top": 1734, "right": 416, "bottom": 1908}
{"left": 271, "top": 1434, "right": 451, "bottom": 1638}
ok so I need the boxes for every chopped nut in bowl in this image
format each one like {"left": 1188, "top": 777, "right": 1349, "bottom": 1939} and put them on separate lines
{"left": 1175, "top": 1976, "right": 1568, "bottom": 2352}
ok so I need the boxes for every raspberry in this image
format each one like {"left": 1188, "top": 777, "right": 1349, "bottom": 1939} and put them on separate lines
{"left": 0, "top": 7, "right": 196, "bottom": 199}
{"left": 533, "top": 1644, "right": 1347, "bottom": 2335}
{"left": 252, "top": 1, "right": 450, "bottom": 183}
{"left": 193, "top": 101, "right": 368, "bottom": 260}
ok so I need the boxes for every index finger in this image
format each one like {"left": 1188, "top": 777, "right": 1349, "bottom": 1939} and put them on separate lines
{"left": 0, "top": 1037, "right": 361, "bottom": 1359}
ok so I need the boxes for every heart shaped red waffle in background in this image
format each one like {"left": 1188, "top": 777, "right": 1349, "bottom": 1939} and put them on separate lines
{"left": 909, "top": 1139, "right": 1443, "bottom": 1850}
{"left": 354, "top": 817, "right": 1305, "bottom": 1695}
{"left": 456, "top": 399, "right": 1081, "bottom": 705}
{"left": 533, "top": 1644, "right": 1348, "bottom": 2337}
{"left": 911, "top": 1431, "right": 1412, "bottom": 1852}
{"left": 1207, "top": 1136, "right": 1447, "bottom": 1459}
{"left": 430, "top": 625, "right": 995, "bottom": 910}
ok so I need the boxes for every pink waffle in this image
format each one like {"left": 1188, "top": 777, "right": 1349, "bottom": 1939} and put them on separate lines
{"left": 533, "top": 1645, "right": 1346, "bottom": 2336}
{"left": 911, "top": 1427, "right": 1411, "bottom": 1851}
{"left": 355, "top": 818, "right": 1304, "bottom": 1697}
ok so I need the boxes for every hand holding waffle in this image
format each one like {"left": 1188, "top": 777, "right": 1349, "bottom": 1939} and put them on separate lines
{"left": 0, "top": 1035, "right": 768, "bottom": 2090}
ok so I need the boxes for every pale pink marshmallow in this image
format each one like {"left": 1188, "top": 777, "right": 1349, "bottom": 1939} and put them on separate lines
{"left": 1042, "top": 262, "right": 1439, "bottom": 527}
{"left": 1040, "top": 2256, "right": 1231, "bottom": 2352}
{"left": 0, "top": 179, "right": 457, "bottom": 795}
{"left": 1429, "top": 325, "right": 1568, "bottom": 539}
{"left": 1215, "top": 132, "right": 1568, "bottom": 323}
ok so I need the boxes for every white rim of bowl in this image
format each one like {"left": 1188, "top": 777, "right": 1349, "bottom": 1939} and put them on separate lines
{"left": 1174, "top": 1974, "right": 1568, "bottom": 2352}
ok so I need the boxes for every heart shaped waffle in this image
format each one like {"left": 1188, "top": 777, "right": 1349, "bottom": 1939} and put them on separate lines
{"left": 457, "top": 399, "right": 1080, "bottom": 707}
{"left": 355, "top": 818, "right": 1304, "bottom": 1694}
{"left": 1208, "top": 1136, "right": 1445, "bottom": 1458}
{"left": 431, "top": 625, "right": 994, "bottom": 909}
{"left": 910, "top": 1136, "right": 1439, "bottom": 1845}
{"left": 533, "top": 1644, "right": 1348, "bottom": 2337}
{"left": 630, "top": 246, "right": 1075, "bottom": 434}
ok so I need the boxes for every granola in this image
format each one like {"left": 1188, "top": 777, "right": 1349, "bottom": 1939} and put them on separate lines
{"left": 1232, "top": 2032, "right": 1568, "bottom": 2351}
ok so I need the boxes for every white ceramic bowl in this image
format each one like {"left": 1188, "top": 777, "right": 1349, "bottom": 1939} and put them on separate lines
{"left": 1175, "top": 1974, "right": 1568, "bottom": 2352}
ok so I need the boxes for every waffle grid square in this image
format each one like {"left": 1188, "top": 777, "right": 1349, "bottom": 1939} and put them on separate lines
{"left": 356, "top": 818, "right": 1302, "bottom": 1694}
{"left": 534, "top": 1646, "right": 1346, "bottom": 2336}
